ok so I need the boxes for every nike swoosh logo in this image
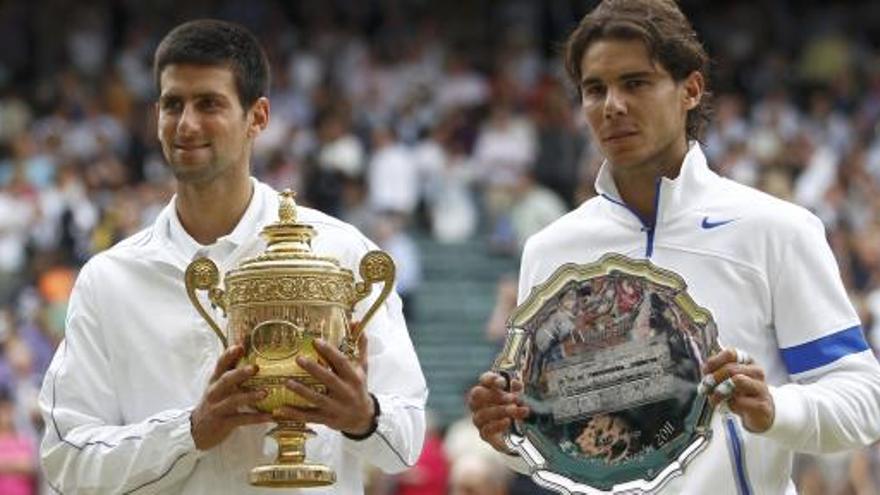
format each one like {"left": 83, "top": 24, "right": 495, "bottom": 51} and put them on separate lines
{"left": 701, "top": 217, "right": 736, "bottom": 229}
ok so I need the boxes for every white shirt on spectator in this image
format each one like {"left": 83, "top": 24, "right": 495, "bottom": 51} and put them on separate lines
{"left": 319, "top": 134, "right": 364, "bottom": 178}
{"left": 368, "top": 143, "right": 418, "bottom": 215}
{"left": 0, "top": 190, "right": 35, "bottom": 273}
{"left": 473, "top": 114, "right": 536, "bottom": 188}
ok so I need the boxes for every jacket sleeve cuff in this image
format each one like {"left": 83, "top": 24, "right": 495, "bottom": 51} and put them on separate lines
{"left": 341, "top": 393, "right": 422, "bottom": 472}
{"left": 761, "top": 384, "right": 810, "bottom": 443}
{"left": 182, "top": 407, "right": 208, "bottom": 461}
{"left": 342, "top": 393, "right": 381, "bottom": 441}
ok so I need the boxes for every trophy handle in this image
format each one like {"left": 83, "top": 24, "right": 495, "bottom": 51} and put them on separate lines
{"left": 184, "top": 257, "right": 229, "bottom": 348}
{"left": 350, "top": 251, "right": 396, "bottom": 355}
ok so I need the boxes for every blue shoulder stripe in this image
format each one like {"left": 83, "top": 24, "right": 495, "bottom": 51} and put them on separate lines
{"left": 781, "top": 325, "right": 870, "bottom": 375}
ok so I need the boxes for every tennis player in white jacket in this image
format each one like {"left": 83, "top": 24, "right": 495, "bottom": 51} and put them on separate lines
{"left": 468, "top": 1, "right": 880, "bottom": 494}
{"left": 39, "top": 20, "right": 426, "bottom": 494}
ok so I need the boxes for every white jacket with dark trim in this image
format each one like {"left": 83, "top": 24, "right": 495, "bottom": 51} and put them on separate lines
{"left": 38, "top": 179, "right": 428, "bottom": 494}
{"left": 508, "top": 143, "right": 880, "bottom": 494}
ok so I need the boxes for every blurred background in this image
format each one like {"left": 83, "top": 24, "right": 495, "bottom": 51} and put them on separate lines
{"left": 1, "top": 0, "right": 880, "bottom": 494}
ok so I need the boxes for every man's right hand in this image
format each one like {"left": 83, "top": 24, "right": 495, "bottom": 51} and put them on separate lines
{"left": 467, "top": 371, "right": 530, "bottom": 454}
{"left": 191, "top": 345, "right": 273, "bottom": 451}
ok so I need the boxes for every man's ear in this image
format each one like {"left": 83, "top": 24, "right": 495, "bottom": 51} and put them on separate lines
{"left": 247, "top": 96, "right": 270, "bottom": 138}
{"left": 682, "top": 71, "right": 704, "bottom": 111}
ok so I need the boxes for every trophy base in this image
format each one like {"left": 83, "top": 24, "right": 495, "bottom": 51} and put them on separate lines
{"left": 248, "top": 463, "right": 336, "bottom": 488}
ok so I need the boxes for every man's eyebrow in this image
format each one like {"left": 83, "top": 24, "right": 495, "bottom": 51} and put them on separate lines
{"left": 159, "top": 91, "right": 229, "bottom": 101}
{"left": 580, "top": 70, "right": 657, "bottom": 87}
{"left": 193, "top": 92, "right": 229, "bottom": 100}
{"left": 580, "top": 76, "right": 603, "bottom": 87}
{"left": 619, "top": 71, "right": 655, "bottom": 81}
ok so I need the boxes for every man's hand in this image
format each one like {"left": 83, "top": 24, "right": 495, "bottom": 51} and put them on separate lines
{"left": 467, "top": 371, "right": 529, "bottom": 454}
{"left": 702, "top": 348, "right": 775, "bottom": 433}
{"left": 277, "top": 337, "right": 376, "bottom": 437}
{"left": 191, "top": 345, "right": 273, "bottom": 451}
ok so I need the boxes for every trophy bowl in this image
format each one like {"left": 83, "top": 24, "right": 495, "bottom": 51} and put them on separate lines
{"left": 493, "top": 254, "right": 721, "bottom": 494}
{"left": 184, "top": 190, "right": 395, "bottom": 488}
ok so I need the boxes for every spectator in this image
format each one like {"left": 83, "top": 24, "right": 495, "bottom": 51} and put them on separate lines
{"left": 304, "top": 106, "right": 364, "bottom": 216}
{"left": 418, "top": 116, "right": 479, "bottom": 243}
{"left": 395, "top": 413, "right": 449, "bottom": 495}
{"left": 0, "top": 386, "right": 36, "bottom": 495}
{"left": 473, "top": 101, "right": 537, "bottom": 254}
{"left": 508, "top": 173, "right": 567, "bottom": 252}
{"left": 367, "top": 126, "right": 419, "bottom": 218}
{"left": 449, "top": 454, "right": 511, "bottom": 495}
{"left": 372, "top": 212, "right": 421, "bottom": 321}
{"left": 530, "top": 77, "right": 588, "bottom": 208}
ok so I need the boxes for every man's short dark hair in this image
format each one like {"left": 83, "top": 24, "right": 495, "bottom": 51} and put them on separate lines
{"left": 564, "top": 0, "right": 712, "bottom": 141}
{"left": 154, "top": 19, "right": 270, "bottom": 110}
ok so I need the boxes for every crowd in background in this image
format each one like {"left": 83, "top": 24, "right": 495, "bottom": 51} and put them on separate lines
{"left": 1, "top": 1, "right": 880, "bottom": 494}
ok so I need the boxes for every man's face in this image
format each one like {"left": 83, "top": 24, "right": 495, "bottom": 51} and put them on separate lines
{"left": 157, "top": 64, "right": 264, "bottom": 184}
{"left": 578, "top": 39, "right": 702, "bottom": 173}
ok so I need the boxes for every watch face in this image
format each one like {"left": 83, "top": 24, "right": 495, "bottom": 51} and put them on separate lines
{"left": 494, "top": 254, "right": 720, "bottom": 494}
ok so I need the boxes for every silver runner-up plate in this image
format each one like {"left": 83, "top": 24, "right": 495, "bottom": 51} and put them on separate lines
{"left": 493, "top": 253, "right": 721, "bottom": 494}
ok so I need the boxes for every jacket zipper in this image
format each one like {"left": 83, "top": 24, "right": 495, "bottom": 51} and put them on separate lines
{"left": 724, "top": 412, "right": 754, "bottom": 495}
{"left": 599, "top": 179, "right": 662, "bottom": 258}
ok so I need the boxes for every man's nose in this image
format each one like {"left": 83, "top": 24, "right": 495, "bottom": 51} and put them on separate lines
{"left": 603, "top": 87, "right": 627, "bottom": 118}
{"left": 176, "top": 103, "right": 199, "bottom": 136}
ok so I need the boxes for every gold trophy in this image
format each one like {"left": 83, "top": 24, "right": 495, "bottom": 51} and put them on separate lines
{"left": 184, "top": 190, "right": 395, "bottom": 488}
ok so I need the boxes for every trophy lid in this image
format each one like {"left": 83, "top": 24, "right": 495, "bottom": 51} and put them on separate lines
{"left": 232, "top": 189, "right": 348, "bottom": 274}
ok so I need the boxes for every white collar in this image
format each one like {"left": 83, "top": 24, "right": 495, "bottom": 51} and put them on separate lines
{"left": 594, "top": 142, "right": 719, "bottom": 225}
{"left": 152, "top": 177, "right": 278, "bottom": 270}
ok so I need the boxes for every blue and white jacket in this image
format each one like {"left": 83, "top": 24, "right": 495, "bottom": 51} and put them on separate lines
{"left": 512, "top": 143, "right": 880, "bottom": 495}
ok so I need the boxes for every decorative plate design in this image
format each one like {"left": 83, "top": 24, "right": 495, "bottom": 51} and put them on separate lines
{"left": 494, "top": 254, "right": 720, "bottom": 494}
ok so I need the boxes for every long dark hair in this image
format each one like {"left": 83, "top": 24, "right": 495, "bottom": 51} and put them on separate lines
{"left": 563, "top": 0, "right": 712, "bottom": 141}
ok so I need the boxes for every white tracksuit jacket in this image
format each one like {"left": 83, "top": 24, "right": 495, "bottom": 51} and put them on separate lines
{"left": 508, "top": 144, "right": 880, "bottom": 494}
{"left": 38, "top": 179, "right": 428, "bottom": 494}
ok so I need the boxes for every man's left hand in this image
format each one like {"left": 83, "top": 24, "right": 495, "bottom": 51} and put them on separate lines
{"left": 277, "top": 336, "right": 375, "bottom": 437}
{"left": 702, "top": 348, "right": 775, "bottom": 433}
